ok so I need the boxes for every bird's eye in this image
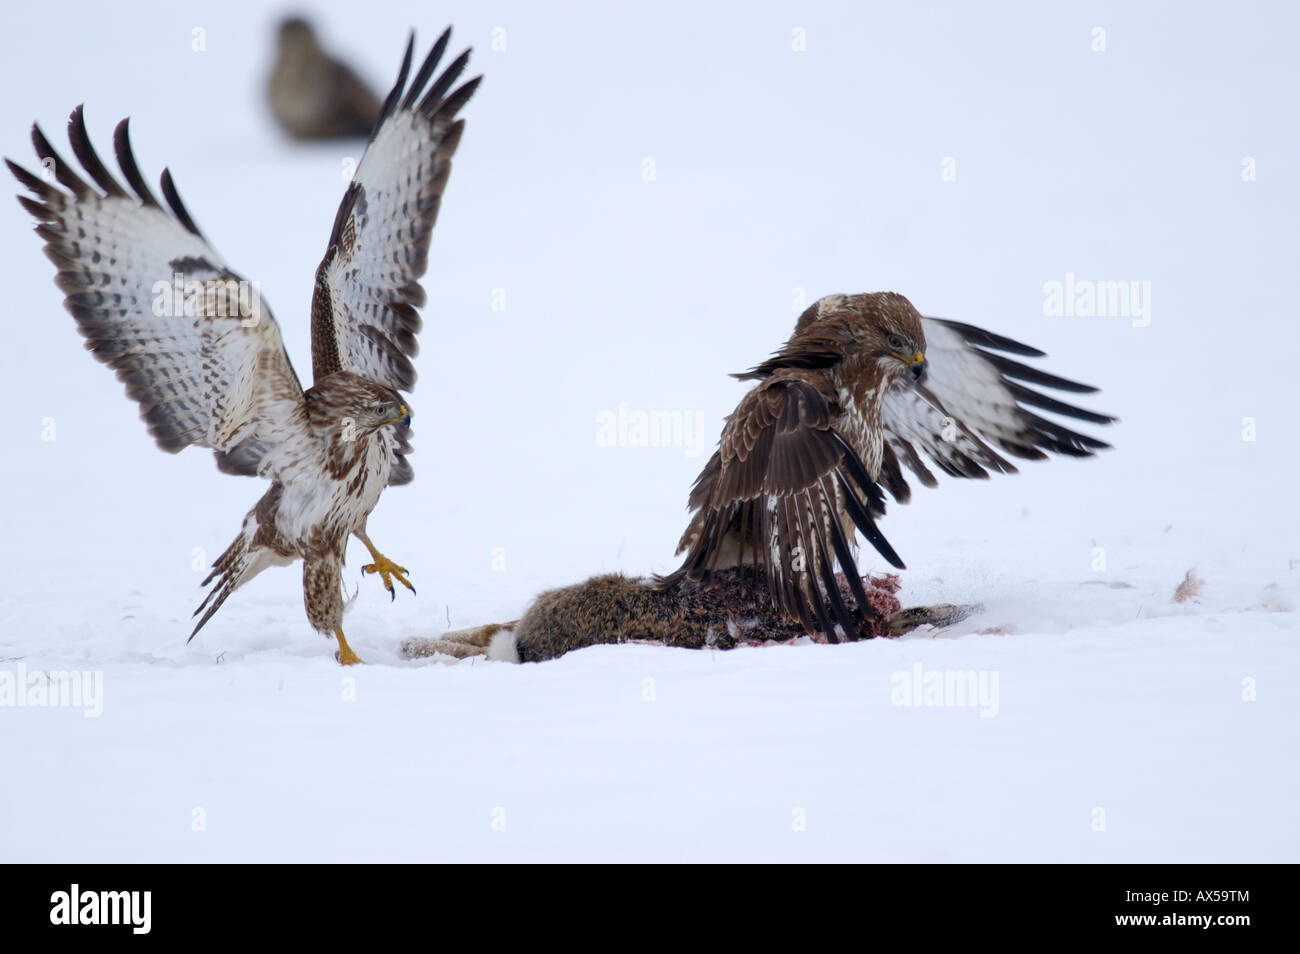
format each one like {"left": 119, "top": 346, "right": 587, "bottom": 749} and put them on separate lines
{"left": 887, "top": 334, "right": 905, "bottom": 351}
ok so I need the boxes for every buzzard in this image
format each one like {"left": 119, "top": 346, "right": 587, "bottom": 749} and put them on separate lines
{"left": 267, "top": 17, "right": 383, "bottom": 141}
{"left": 9, "top": 29, "right": 480, "bottom": 664}
{"left": 404, "top": 293, "right": 1111, "bottom": 664}
{"left": 662, "top": 292, "right": 1114, "bottom": 641}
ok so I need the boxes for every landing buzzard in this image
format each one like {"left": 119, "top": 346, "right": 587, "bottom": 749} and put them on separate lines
{"left": 663, "top": 292, "right": 1114, "bottom": 640}
{"left": 9, "top": 28, "right": 480, "bottom": 664}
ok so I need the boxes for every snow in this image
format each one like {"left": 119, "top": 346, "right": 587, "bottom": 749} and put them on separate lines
{"left": 1, "top": 0, "right": 1297, "bottom": 862}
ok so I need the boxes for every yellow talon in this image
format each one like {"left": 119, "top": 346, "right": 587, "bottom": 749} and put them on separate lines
{"left": 335, "top": 628, "right": 364, "bottom": 665}
{"left": 357, "top": 534, "right": 416, "bottom": 600}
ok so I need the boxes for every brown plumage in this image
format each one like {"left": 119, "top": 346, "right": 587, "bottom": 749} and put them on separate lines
{"left": 402, "top": 568, "right": 976, "bottom": 663}
{"left": 9, "top": 29, "right": 480, "bottom": 663}
{"left": 267, "top": 18, "right": 383, "bottom": 141}
{"left": 661, "top": 292, "right": 1115, "bottom": 642}
{"left": 190, "top": 371, "right": 409, "bottom": 643}
{"left": 405, "top": 293, "right": 1107, "bottom": 665}
{"left": 662, "top": 293, "right": 927, "bottom": 641}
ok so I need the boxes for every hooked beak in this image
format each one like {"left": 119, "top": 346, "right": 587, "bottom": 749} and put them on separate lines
{"left": 382, "top": 405, "right": 411, "bottom": 427}
{"left": 891, "top": 351, "right": 926, "bottom": 382}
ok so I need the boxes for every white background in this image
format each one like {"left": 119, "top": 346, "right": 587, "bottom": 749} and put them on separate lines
{"left": 0, "top": 0, "right": 1296, "bottom": 861}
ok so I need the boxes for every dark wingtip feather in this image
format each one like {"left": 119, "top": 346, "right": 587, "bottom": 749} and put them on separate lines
{"left": 930, "top": 316, "right": 1046, "bottom": 357}
{"left": 827, "top": 505, "right": 880, "bottom": 628}
{"left": 814, "top": 546, "right": 853, "bottom": 643}
{"left": 879, "top": 445, "right": 912, "bottom": 504}
{"left": 975, "top": 347, "right": 1100, "bottom": 395}
{"left": 16, "top": 194, "right": 51, "bottom": 220}
{"left": 431, "top": 75, "right": 482, "bottom": 123}
{"left": 1016, "top": 410, "right": 1114, "bottom": 457}
{"left": 31, "top": 122, "right": 91, "bottom": 197}
{"left": 376, "top": 32, "right": 416, "bottom": 128}
{"left": 1005, "top": 380, "right": 1117, "bottom": 425}
{"left": 159, "top": 167, "right": 203, "bottom": 237}
{"left": 401, "top": 26, "right": 451, "bottom": 111}
{"left": 419, "top": 48, "right": 471, "bottom": 115}
{"left": 113, "top": 118, "right": 161, "bottom": 208}
{"left": 6, "top": 157, "right": 37, "bottom": 189}
{"left": 67, "top": 106, "right": 129, "bottom": 199}
{"left": 834, "top": 463, "right": 906, "bottom": 571}
{"left": 8, "top": 158, "right": 55, "bottom": 198}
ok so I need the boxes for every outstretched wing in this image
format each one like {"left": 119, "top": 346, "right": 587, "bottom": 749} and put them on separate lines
{"left": 664, "top": 374, "right": 904, "bottom": 642}
{"left": 311, "top": 28, "right": 481, "bottom": 484}
{"left": 879, "top": 317, "right": 1115, "bottom": 498}
{"left": 8, "top": 108, "right": 312, "bottom": 482}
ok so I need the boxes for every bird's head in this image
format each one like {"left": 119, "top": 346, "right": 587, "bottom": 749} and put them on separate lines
{"left": 373, "top": 392, "right": 411, "bottom": 430}
{"left": 276, "top": 17, "right": 319, "bottom": 53}
{"left": 817, "top": 292, "right": 927, "bottom": 385}
{"left": 348, "top": 380, "right": 411, "bottom": 432}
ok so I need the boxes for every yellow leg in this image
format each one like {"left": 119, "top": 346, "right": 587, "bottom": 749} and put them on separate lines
{"left": 335, "top": 628, "right": 364, "bottom": 665}
{"left": 356, "top": 532, "right": 416, "bottom": 600}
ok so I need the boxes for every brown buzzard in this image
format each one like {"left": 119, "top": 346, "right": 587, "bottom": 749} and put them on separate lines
{"left": 9, "top": 29, "right": 480, "bottom": 664}
{"left": 267, "top": 17, "right": 383, "bottom": 141}
{"left": 404, "top": 293, "right": 1114, "bottom": 665}
{"left": 663, "top": 292, "right": 1114, "bottom": 641}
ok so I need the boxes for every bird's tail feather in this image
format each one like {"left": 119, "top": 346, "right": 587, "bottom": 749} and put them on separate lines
{"left": 190, "top": 512, "right": 289, "bottom": 642}
{"left": 190, "top": 527, "right": 254, "bottom": 642}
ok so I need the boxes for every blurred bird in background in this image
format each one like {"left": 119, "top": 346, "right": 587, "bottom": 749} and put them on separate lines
{"left": 267, "top": 15, "right": 383, "bottom": 140}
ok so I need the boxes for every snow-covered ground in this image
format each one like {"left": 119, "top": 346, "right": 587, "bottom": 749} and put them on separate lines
{"left": 1, "top": 1, "right": 1296, "bottom": 862}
